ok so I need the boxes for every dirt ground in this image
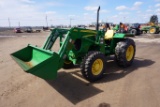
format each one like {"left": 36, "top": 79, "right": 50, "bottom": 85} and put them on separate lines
{"left": 0, "top": 31, "right": 160, "bottom": 107}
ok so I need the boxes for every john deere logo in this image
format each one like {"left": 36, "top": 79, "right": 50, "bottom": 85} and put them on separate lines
{"left": 73, "top": 29, "right": 78, "bottom": 32}
{"left": 83, "top": 35, "right": 95, "bottom": 37}
{"left": 81, "top": 30, "right": 97, "bottom": 34}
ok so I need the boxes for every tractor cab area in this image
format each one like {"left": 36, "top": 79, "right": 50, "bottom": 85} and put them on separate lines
{"left": 104, "top": 30, "right": 114, "bottom": 40}
{"left": 103, "top": 30, "right": 115, "bottom": 54}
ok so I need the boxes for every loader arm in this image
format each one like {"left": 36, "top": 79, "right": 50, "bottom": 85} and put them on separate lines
{"left": 11, "top": 28, "right": 75, "bottom": 79}
{"left": 42, "top": 28, "right": 75, "bottom": 69}
{"left": 42, "top": 28, "right": 69, "bottom": 50}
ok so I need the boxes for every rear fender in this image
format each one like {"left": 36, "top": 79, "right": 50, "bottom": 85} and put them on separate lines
{"left": 114, "top": 33, "right": 134, "bottom": 38}
{"left": 113, "top": 33, "right": 125, "bottom": 38}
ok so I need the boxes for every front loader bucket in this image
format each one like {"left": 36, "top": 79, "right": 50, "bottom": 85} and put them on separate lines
{"left": 11, "top": 44, "right": 60, "bottom": 79}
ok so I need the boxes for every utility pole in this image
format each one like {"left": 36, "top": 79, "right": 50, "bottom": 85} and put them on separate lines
{"left": 18, "top": 21, "right": 20, "bottom": 27}
{"left": 46, "top": 15, "right": 48, "bottom": 27}
{"left": 8, "top": 18, "right": 11, "bottom": 28}
{"left": 70, "top": 18, "right": 74, "bottom": 27}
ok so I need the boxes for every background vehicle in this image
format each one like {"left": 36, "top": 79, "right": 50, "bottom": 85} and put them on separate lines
{"left": 128, "top": 23, "right": 141, "bottom": 35}
{"left": 113, "top": 23, "right": 141, "bottom": 36}
{"left": 141, "top": 15, "right": 159, "bottom": 34}
{"left": 76, "top": 25, "right": 86, "bottom": 28}
{"left": 43, "top": 27, "right": 50, "bottom": 31}
{"left": 24, "top": 27, "right": 33, "bottom": 33}
{"left": 24, "top": 27, "right": 41, "bottom": 33}
{"left": 11, "top": 6, "right": 136, "bottom": 82}
{"left": 13, "top": 28, "right": 22, "bottom": 33}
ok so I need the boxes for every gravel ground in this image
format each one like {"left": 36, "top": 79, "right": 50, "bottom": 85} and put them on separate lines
{"left": 0, "top": 31, "right": 160, "bottom": 107}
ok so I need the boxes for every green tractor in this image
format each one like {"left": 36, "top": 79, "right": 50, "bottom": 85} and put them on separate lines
{"left": 141, "top": 15, "right": 160, "bottom": 34}
{"left": 11, "top": 6, "right": 136, "bottom": 82}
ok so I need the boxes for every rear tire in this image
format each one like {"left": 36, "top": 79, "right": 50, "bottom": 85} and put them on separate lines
{"left": 149, "top": 27, "right": 157, "bottom": 34}
{"left": 80, "top": 51, "right": 106, "bottom": 82}
{"left": 115, "top": 38, "right": 136, "bottom": 67}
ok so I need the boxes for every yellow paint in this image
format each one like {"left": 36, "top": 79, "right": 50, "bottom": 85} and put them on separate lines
{"left": 64, "top": 60, "right": 72, "bottom": 64}
{"left": 149, "top": 28, "right": 156, "bottom": 33}
{"left": 91, "top": 59, "right": 103, "bottom": 75}
{"left": 83, "top": 35, "right": 95, "bottom": 37}
{"left": 80, "top": 30, "right": 97, "bottom": 34}
{"left": 104, "top": 30, "right": 114, "bottom": 40}
{"left": 126, "top": 45, "right": 134, "bottom": 61}
{"left": 73, "top": 29, "right": 78, "bottom": 32}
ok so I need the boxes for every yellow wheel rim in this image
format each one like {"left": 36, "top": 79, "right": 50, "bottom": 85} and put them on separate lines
{"left": 126, "top": 45, "right": 134, "bottom": 61}
{"left": 64, "top": 60, "right": 71, "bottom": 64}
{"left": 150, "top": 28, "right": 156, "bottom": 33}
{"left": 92, "top": 59, "right": 103, "bottom": 75}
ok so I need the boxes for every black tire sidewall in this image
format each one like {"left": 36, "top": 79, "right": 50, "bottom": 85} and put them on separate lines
{"left": 88, "top": 53, "right": 106, "bottom": 78}
{"left": 63, "top": 59, "right": 74, "bottom": 69}
{"left": 115, "top": 39, "right": 136, "bottom": 67}
{"left": 130, "top": 29, "right": 137, "bottom": 35}
{"left": 81, "top": 51, "right": 106, "bottom": 82}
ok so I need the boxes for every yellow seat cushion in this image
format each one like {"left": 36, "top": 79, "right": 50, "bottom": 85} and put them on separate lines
{"left": 104, "top": 30, "right": 114, "bottom": 40}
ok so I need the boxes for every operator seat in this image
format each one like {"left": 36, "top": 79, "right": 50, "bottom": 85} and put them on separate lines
{"left": 104, "top": 30, "right": 114, "bottom": 40}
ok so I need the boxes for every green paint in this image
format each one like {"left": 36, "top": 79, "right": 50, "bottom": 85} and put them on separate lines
{"left": 11, "top": 45, "right": 59, "bottom": 79}
{"left": 11, "top": 27, "right": 131, "bottom": 80}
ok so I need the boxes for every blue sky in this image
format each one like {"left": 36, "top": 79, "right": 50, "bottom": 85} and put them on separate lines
{"left": 0, "top": 0, "right": 160, "bottom": 27}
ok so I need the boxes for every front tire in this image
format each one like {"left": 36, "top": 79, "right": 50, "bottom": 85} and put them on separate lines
{"left": 142, "top": 31, "right": 147, "bottom": 34}
{"left": 115, "top": 38, "right": 136, "bottom": 67}
{"left": 80, "top": 51, "right": 106, "bottom": 82}
{"left": 63, "top": 59, "right": 74, "bottom": 69}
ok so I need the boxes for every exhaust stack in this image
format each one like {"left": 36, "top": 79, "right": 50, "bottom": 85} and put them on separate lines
{"left": 96, "top": 6, "right": 100, "bottom": 31}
